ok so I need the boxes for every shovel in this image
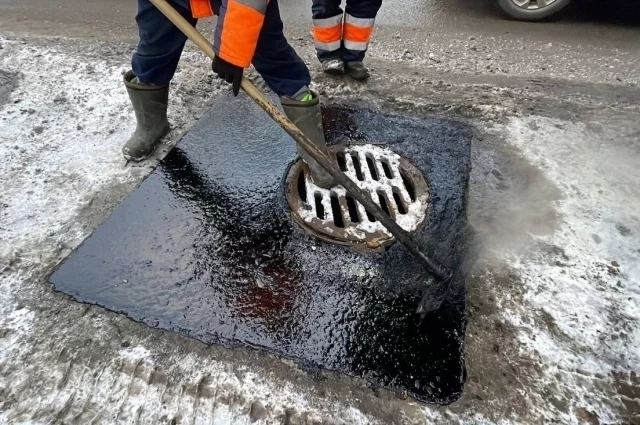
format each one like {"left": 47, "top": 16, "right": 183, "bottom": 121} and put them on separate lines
{"left": 149, "top": 0, "right": 454, "bottom": 315}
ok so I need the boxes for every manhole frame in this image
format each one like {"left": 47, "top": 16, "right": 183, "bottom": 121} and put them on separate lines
{"left": 285, "top": 144, "right": 430, "bottom": 251}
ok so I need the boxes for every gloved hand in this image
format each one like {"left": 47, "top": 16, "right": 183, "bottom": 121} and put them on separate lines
{"left": 212, "top": 56, "right": 243, "bottom": 97}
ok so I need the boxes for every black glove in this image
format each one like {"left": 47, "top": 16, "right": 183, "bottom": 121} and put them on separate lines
{"left": 212, "top": 56, "right": 243, "bottom": 97}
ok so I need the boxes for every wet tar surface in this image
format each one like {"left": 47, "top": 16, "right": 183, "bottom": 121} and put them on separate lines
{"left": 51, "top": 93, "right": 477, "bottom": 404}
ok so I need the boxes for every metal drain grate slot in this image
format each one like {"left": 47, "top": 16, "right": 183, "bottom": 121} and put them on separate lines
{"left": 297, "top": 171, "right": 307, "bottom": 202}
{"left": 377, "top": 191, "right": 392, "bottom": 219}
{"left": 286, "top": 145, "right": 429, "bottom": 248}
{"left": 393, "top": 189, "right": 408, "bottom": 215}
{"left": 366, "top": 155, "right": 379, "bottom": 181}
{"left": 380, "top": 158, "right": 393, "bottom": 179}
{"left": 365, "top": 208, "right": 376, "bottom": 222}
{"left": 330, "top": 192, "right": 344, "bottom": 228}
{"left": 345, "top": 195, "right": 360, "bottom": 223}
{"left": 401, "top": 171, "right": 416, "bottom": 202}
{"left": 336, "top": 151, "right": 347, "bottom": 171}
{"left": 314, "top": 192, "right": 325, "bottom": 219}
{"left": 350, "top": 154, "right": 365, "bottom": 181}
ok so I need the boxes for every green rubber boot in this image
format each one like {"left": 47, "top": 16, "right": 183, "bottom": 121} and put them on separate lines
{"left": 281, "top": 88, "right": 338, "bottom": 189}
{"left": 122, "top": 70, "right": 170, "bottom": 161}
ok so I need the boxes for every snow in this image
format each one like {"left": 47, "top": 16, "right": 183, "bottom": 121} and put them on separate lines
{"left": 0, "top": 302, "right": 35, "bottom": 365}
{"left": 0, "top": 41, "right": 137, "bottom": 407}
{"left": 0, "top": 39, "right": 138, "bottom": 264}
{"left": 505, "top": 116, "right": 639, "bottom": 364}
{"left": 119, "top": 345, "right": 153, "bottom": 361}
{"left": 493, "top": 116, "right": 640, "bottom": 422}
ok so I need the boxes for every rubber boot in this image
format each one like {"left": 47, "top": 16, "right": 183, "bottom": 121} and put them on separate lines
{"left": 281, "top": 89, "right": 338, "bottom": 189}
{"left": 122, "top": 70, "right": 170, "bottom": 161}
{"left": 345, "top": 61, "right": 370, "bottom": 81}
{"left": 321, "top": 58, "right": 345, "bottom": 75}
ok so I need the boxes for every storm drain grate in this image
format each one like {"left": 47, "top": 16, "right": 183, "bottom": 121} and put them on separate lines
{"left": 285, "top": 145, "right": 430, "bottom": 249}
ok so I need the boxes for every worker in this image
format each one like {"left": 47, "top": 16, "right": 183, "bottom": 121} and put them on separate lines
{"left": 123, "top": 0, "right": 337, "bottom": 188}
{"left": 311, "top": 0, "right": 382, "bottom": 80}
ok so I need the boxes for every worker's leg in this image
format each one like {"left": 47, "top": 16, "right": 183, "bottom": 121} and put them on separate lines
{"left": 342, "top": 0, "right": 381, "bottom": 79}
{"left": 132, "top": 0, "right": 196, "bottom": 85}
{"left": 252, "top": 0, "right": 337, "bottom": 188}
{"left": 311, "top": 0, "right": 345, "bottom": 73}
{"left": 124, "top": 0, "right": 196, "bottom": 161}
{"left": 251, "top": 0, "right": 310, "bottom": 97}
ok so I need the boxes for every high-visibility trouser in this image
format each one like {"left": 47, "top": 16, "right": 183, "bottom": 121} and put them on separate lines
{"left": 311, "top": 0, "right": 382, "bottom": 62}
{"left": 132, "top": 0, "right": 311, "bottom": 97}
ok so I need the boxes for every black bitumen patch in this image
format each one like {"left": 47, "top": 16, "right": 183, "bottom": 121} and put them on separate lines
{"left": 50, "top": 92, "right": 477, "bottom": 404}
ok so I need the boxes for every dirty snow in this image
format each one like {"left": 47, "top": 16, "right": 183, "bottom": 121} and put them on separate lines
{"left": 490, "top": 116, "right": 640, "bottom": 422}
{"left": 0, "top": 39, "right": 137, "bottom": 261}
{"left": 505, "top": 116, "right": 639, "bottom": 367}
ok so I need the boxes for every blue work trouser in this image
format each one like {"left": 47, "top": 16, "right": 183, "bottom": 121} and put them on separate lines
{"left": 312, "top": 0, "right": 382, "bottom": 62}
{"left": 132, "top": 0, "right": 311, "bottom": 97}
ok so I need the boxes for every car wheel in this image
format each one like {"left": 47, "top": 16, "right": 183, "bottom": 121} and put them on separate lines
{"left": 496, "top": 0, "right": 572, "bottom": 21}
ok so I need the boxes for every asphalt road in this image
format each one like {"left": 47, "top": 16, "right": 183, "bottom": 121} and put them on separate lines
{"left": 0, "top": 0, "right": 638, "bottom": 49}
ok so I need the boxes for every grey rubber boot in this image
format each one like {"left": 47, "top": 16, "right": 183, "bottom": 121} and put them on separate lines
{"left": 345, "top": 61, "right": 370, "bottom": 81}
{"left": 281, "top": 89, "right": 338, "bottom": 189}
{"left": 122, "top": 70, "right": 170, "bottom": 161}
{"left": 321, "top": 58, "right": 345, "bottom": 75}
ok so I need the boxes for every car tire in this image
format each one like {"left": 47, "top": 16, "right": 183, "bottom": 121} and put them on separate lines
{"left": 496, "top": 0, "right": 572, "bottom": 21}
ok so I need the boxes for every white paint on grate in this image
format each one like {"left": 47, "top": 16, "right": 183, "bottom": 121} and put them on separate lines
{"left": 298, "top": 145, "right": 429, "bottom": 240}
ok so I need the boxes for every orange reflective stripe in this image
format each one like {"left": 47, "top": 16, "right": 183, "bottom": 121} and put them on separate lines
{"left": 313, "top": 25, "right": 342, "bottom": 43}
{"left": 219, "top": 0, "right": 264, "bottom": 68}
{"left": 343, "top": 23, "right": 374, "bottom": 43}
{"left": 190, "top": 0, "right": 214, "bottom": 18}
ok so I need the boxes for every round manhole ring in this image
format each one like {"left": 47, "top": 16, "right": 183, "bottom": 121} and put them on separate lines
{"left": 285, "top": 144, "right": 430, "bottom": 250}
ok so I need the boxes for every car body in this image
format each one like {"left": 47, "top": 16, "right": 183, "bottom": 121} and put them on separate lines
{"left": 497, "top": 0, "right": 572, "bottom": 21}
